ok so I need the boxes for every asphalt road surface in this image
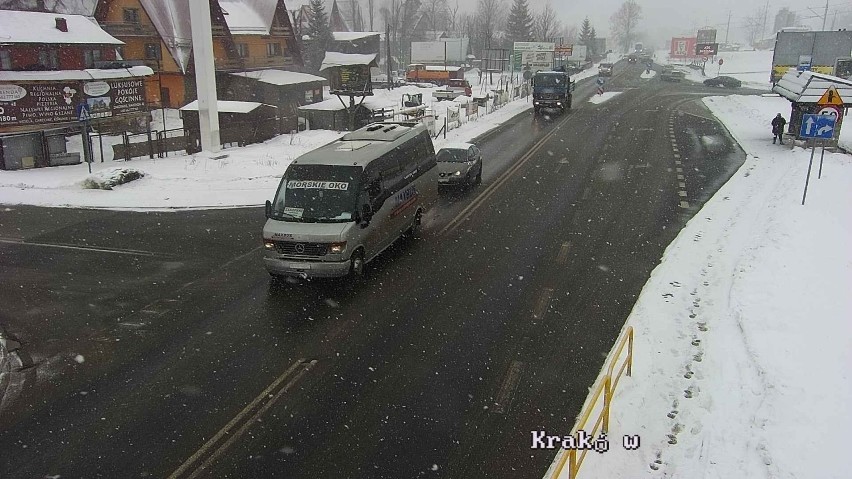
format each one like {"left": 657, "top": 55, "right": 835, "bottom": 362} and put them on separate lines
{"left": 0, "top": 61, "right": 752, "bottom": 478}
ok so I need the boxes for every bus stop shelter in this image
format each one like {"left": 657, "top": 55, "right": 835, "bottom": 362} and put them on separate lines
{"left": 772, "top": 70, "right": 852, "bottom": 143}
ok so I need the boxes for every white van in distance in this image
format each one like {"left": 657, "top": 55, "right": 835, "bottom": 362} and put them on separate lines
{"left": 263, "top": 122, "right": 439, "bottom": 280}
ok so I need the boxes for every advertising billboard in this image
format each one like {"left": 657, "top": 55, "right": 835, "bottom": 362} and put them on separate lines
{"left": 695, "top": 43, "right": 719, "bottom": 57}
{"left": 670, "top": 37, "right": 697, "bottom": 59}
{"left": 513, "top": 42, "right": 555, "bottom": 71}
{"left": 332, "top": 65, "right": 372, "bottom": 94}
{"left": 696, "top": 29, "right": 717, "bottom": 44}
{"left": 411, "top": 39, "right": 470, "bottom": 64}
{"left": 0, "top": 78, "right": 146, "bottom": 128}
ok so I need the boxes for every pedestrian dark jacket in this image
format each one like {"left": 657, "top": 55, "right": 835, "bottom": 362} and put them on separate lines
{"left": 772, "top": 116, "right": 787, "bottom": 135}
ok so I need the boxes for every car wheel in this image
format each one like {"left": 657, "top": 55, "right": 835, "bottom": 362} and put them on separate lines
{"left": 474, "top": 167, "right": 482, "bottom": 185}
{"left": 349, "top": 249, "right": 366, "bottom": 279}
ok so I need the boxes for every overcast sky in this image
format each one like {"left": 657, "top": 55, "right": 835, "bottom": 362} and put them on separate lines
{"left": 456, "top": 0, "right": 843, "bottom": 46}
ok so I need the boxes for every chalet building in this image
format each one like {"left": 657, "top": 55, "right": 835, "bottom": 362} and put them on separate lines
{"left": 0, "top": 9, "right": 153, "bottom": 169}
{"left": 94, "top": 0, "right": 303, "bottom": 108}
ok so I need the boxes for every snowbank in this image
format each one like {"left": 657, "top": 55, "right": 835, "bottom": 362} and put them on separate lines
{"left": 0, "top": 77, "right": 536, "bottom": 210}
{"left": 552, "top": 94, "right": 852, "bottom": 478}
{"left": 588, "top": 92, "right": 622, "bottom": 104}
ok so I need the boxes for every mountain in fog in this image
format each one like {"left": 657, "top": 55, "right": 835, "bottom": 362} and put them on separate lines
{"left": 0, "top": 0, "right": 96, "bottom": 15}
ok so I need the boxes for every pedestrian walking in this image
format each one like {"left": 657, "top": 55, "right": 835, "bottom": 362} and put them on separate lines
{"left": 772, "top": 113, "right": 787, "bottom": 144}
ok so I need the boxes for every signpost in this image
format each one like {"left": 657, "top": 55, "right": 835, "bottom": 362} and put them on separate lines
{"left": 76, "top": 103, "right": 92, "bottom": 173}
{"left": 815, "top": 86, "right": 845, "bottom": 180}
{"left": 799, "top": 111, "right": 838, "bottom": 205}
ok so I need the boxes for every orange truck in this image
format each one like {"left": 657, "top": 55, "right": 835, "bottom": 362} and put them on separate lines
{"left": 406, "top": 64, "right": 466, "bottom": 85}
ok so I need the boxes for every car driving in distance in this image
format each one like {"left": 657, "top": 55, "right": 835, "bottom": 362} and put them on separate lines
{"left": 436, "top": 143, "right": 483, "bottom": 188}
{"left": 703, "top": 75, "right": 742, "bottom": 88}
{"left": 262, "top": 122, "right": 438, "bottom": 281}
{"left": 660, "top": 65, "right": 686, "bottom": 82}
{"left": 598, "top": 63, "right": 614, "bottom": 76}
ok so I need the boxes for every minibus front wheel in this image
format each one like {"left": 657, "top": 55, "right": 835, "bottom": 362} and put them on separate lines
{"left": 349, "top": 249, "right": 366, "bottom": 278}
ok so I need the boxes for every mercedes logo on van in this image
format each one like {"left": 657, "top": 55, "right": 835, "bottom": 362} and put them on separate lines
{"left": 295, "top": 243, "right": 305, "bottom": 254}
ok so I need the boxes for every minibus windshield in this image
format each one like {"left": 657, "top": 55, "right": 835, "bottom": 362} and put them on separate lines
{"left": 271, "top": 165, "right": 362, "bottom": 222}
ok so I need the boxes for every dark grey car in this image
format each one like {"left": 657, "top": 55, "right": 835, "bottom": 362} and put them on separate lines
{"left": 436, "top": 143, "right": 483, "bottom": 188}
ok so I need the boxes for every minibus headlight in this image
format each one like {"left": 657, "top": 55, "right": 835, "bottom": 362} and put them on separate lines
{"left": 329, "top": 242, "right": 347, "bottom": 254}
{"left": 454, "top": 171, "right": 461, "bottom": 176}
{"left": 263, "top": 239, "right": 276, "bottom": 250}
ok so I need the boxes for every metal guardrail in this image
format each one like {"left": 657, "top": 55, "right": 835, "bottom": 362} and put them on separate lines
{"left": 548, "top": 326, "right": 634, "bottom": 479}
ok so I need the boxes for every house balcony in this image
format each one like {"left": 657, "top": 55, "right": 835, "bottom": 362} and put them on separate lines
{"left": 100, "top": 22, "right": 159, "bottom": 37}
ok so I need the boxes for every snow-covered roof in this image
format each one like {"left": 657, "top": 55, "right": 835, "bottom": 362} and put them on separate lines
{"left": 139, "top": 0, "right": 192, "bottom": 73}
{"left": 332, "top": 31, "right": 379, "bottom": 42}
{"left": 0, "top": 10, "right": 122, "bottom": 45}
{"left": 320, "top": 52, "right": 378, "bottom": 70}
{"left": 219, "top": 0, "right": 271, "bottom": 35}
{"left": 0, "top": 66, "right": 153, "bottom": 81}
{"left": 230, "top": 69, "right": 327, "bottom": 85}
{"left": 180, "top": 100, "right": 264, "bottom": 113}
{"left": 438, "top": 142, "right": 474, "bottom": 150}
{"left": 773, "top": 70, "right": 852, "bottom": 104}
{"left": 0, "top": 0, "right": 96, "bottom": 15}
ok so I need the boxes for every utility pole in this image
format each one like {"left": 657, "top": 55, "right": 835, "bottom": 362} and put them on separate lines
{"left": 760, "top": 0, "right": 770, "bottom": 42}
{"left": 822, "top": 0, "right": 829, "bottom": 30}
{"left": 189, "top": 0, "right": 220, "bottom": 152}
{"left": 724, "top": 11, "right": 732, "bottom": 44}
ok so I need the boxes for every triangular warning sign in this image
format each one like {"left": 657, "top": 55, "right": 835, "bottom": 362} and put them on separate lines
{"left": 817, "top": 85, "right": 844, "bottom": 106}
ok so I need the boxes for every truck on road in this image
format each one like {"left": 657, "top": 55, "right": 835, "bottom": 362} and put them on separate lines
{"left": 532, "top": 70, "right": 574, "bottom": 115}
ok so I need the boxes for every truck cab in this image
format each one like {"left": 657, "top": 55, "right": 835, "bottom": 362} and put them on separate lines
{"left": 531, "top": 71, "right": 573, "bottom": 115}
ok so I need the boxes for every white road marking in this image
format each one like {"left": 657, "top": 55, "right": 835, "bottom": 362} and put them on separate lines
{"left": 678, "top": 191, "right": 688, "bottom": 197}
{"left": 492, "top": 360, "right": 525, "bottom": 414}
{"left": 677, "top": 174, "right": 685, "bottom": 180}
{"left": 532, "top": 288, "right": 554, "bottom": 320}
{"left": 556, "top": 242, "right": 572, "bottom": 265}
{"left": 679, "top": 201, "right": 690, "bottom": 208}
{"left": 0, "top": 237, "right": 160, "bottom": 257}
{"left": 676, "top": 167, "right": 683, "bottom": 173}
{"left": 679, "top": 182, "right": 686, "bottom": 188}
{"left": 169, "top": 359, "right": 315, "bottom": 479}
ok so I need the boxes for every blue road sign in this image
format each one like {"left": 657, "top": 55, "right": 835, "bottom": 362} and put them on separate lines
{"left": 596, "top": 78, "right": 605, "bottom": 85}
{"left": 799, "top": 114, "right": 835, "bottom": 139}
{"left": 76, "top": 103, "right": 91, "bottom": 122}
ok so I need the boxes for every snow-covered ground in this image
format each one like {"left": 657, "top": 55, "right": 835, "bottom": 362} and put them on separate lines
{"left": 640, "top": 70, "right": 657, "bottom": 79}
{"left": 548, "top": 93, "right": 852, "bottom": 478}
{"left": 588, "top": 92, "right": 621, "bottom": 104}
{"left": 657, "top": 49, "right": 774, "bottom": 90}
{"left": 0, "top": 80, "right": 536, "bottom": 210}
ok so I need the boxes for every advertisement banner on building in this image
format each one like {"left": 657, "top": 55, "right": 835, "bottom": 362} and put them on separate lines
{"left": 670, "top": 37, "right": 697, "bottom": 59}
{"left": 695, "top": 43, "right": 719, "bottom": 57}
{"left": 0, "top": 78, "right": 147, "bottom": 128}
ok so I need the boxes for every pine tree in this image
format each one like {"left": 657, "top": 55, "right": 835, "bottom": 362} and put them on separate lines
{"left": 589, "top": 27, "right": 597, "bottom": 55}
{"left": 506, "top": 0, "right": 534, "bottom": 45}
{"left": 305, "top": 0, "right": 333, "bottom": 71}
{"left": 579, "top": 17, "right": 593, "bottom": 46}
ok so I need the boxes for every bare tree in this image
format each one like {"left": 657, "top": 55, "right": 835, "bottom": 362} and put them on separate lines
{"left": 367, "top": 0, "right": 375, "bottom": 30}
{"left": 534, "top": 3, "right": 561, "bottom": 42}
{"left": 743, "top": 11, "right": 764, "bottom": 47}
{"left": 475, "top": 0, "right": 505, "bottom": 53}
{"left": 420, "top": 0, "right": 448, "bottom": 33}
{"left": 610, "top": 0, "right": 642, "bottom": 52}
{"left": 447, "top": 0, "right": 460, "bottom": 33}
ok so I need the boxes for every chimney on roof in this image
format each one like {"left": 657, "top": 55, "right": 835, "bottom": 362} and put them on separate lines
{"left": 56, "top": 18, "right": 68, "bottom": 32}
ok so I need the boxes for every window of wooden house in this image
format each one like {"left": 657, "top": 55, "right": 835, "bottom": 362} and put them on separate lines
{"left": 236, "top": 43, "right": 249, "bottom": 58}
{"left": 266, "top": 42, "right": 282, "bottom": 57}
{"left": 84, "top": 49, "right": 102, "bottom": 68}
{"left": 123, "top": 8, "right": 140, "bottom": 24}
{"left": 144, "top": 43, "right": 161, "bottom": 60}
{"left": 37, "top": 49, "right": 59, "bottom": 69}
{"left": 0, "top": 50, "right": 11, "bottom": 70}
{"left": 304, "top": 90, "right": 313, "bottom": 102}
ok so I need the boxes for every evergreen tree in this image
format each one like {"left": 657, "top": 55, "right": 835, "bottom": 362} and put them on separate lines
{"left": 579, "top": 17, "right": 593, "bottom": 46}
{"left": 305, "top": 0, "right": 333, "bottom": 71}
{"left": 589, "top": 27, "right": 597, "bottom": 55}
{"left": 506, "top": 0, "right": 534, "bottom": 44}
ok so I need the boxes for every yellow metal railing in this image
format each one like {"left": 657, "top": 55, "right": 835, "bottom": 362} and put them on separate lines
{"left": 549, "top": 326, "right": 634, "bottom": 479}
